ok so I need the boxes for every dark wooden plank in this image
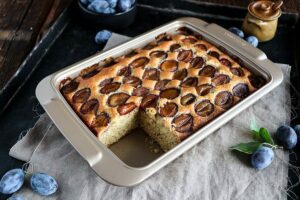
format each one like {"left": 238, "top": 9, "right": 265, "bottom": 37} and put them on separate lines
{"left": 0, "top": 0, "right": 54, "bottom": 90}
{"left": 193, "top": 0, "right": 300, "bottom": 13}
{"left": 0, "top": 0, "right": 32, "bottom": 71}
{"left": 0, "top": 0, "right": 298, "bottom": 93}
{"left": 37, "top": 0, "right": 73, "bottom": 41}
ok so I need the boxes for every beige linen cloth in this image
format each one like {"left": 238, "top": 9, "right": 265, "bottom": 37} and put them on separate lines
{"left": 9, "top": 33, "right": 290, "bottom": 200}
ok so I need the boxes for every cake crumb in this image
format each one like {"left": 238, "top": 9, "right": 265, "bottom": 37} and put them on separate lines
{"left": 149, "top": 139, "right": 154, "bottom": 145}
{"left": 153, "top": 148, "right": 160, "bottom": 154}
{"left": 144, "top": 136, "right": 161, "bottom": 153}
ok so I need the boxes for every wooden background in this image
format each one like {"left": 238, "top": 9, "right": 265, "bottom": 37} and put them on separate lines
{"left": 0, "top": 0, "right": 299, "bottom": 91}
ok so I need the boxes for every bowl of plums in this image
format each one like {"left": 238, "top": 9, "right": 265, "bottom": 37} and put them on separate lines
{"left": 78, "top": 0, "right": 136, "bottom": 29}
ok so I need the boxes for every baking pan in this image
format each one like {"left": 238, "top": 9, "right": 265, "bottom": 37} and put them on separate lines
{"left": 36, "top": 17, "right": 282, "bottom": 186}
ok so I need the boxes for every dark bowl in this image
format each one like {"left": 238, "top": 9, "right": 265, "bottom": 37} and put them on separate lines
{"left": 77, "top": 0, "right": 136, "bottom": 30}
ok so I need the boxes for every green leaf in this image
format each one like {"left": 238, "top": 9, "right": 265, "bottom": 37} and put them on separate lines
{"left": 259, "top": 128, "right": 274, "bottom": 145}
{"left": 250, "top": 119, "right": 260, "bottom": 132}
{"left": 251, "top": 130, "right": 261, "bottom": 141}
{"left": 250, "top": 119, "right": 261, "bottom": 141}
{"left": 229, "top": 142, "right": 262, "bottom": 154}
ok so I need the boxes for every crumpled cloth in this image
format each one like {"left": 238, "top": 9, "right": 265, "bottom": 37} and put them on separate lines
{"left": 9, "top": 33, "right": 291, "bottom": 200}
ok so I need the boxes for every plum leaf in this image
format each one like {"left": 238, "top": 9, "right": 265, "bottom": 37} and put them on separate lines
{"left": 230, "top": 142, "right": 262, "bottom": 154}
{"left": 250, "top": 119, "right": 261, "bottom": 141}
{"left": 259, "top": 128, "right": 274, "bottom": 145}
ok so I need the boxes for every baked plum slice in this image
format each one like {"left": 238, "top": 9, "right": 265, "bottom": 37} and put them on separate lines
{"left": 60, "top": 80, "right": 79, "bottom": 95}
{"left": 177, "top": 27, "right": 194, "bottom": 35}
{"left": 196, "top": 84, "right": 213, "bottom": 96}
{"left": 231, "top": 68, "right": 245, "bottom": 77}
{"left": 160, "top": 60, "right": 178, "bottom": 72}
{"left": 199, "top": 65, "right": 216, "bottom": 78}
{"left": 194, "top": 44, "right": 207, "bottom": 51}
{"left": 143, "top": 68, "right": 160, "bottom": 80}
{"left": 80, "top": 99, "right": 99, "bottom": 114}
{"left": 140, "top": 94, "right": 158, "bottom": 109}
{"left": 107, "top": 93, "right": 130, "bottom": 107}
{"left": 99, "top": 78, "right": 113, "bottom": 87}
{"left": 160, "top": 88, "right": 180, "bottom": 100}
{"left": 170, "top": 44, "right": 181, "bottom": 52}
{"left": 181, "top": 77, "right": 198, "bottom": 87}
{"left": 195, "top": 100, "right": 214, "bottom": 117}
{"left": 150, "top": 50, "right": 167, "bottom": 59}
{"left": 72, "top": 88, "right": 91, "bottom": 103}
{"left": 173, "top": 69, "right": 187, "bottom": 80}
{"left": 80, "top": 64, "right": 102, "bottom": 79}
{"left": 81, "top": 69, "right": 100, "bottom": 79}
{"left": 177, "top": 50, "right": 193, "bottom": 63}
{"left": 207, "top": 51, "right": 220, "bottom": 59}
{"left": 190, "top": 57, "right": 204, "bottom": 69}
{"left": 220, "top": 58, "right": 232, "bottom": 67}
{"left": 132, "top": 87, "right": 149, "bottom": 97}
{"left": 117, "top": 102, "right": 137, "bottom": 115}
{"left": 142, "top": 43, "right": 157, "bottom": 50}
{"left": 173, "top": 114, "right": 193, "bottom": 133}
{"left": 100, "top": 82, "right": 121, "bottom": 94}
{"left": 155, "top": 79, "right": 170, "bottom": 91}
{"left": 180, "top": 94, "right": 196, "bottom": 106}
{"left": 248, "top": 75, "right": 265, "bottom": 88}
{"left": 160, "top": 102, "right": 178, "bottom": 117}
{"left": 155, "top": 33, "right": 171, "bottom": 43}
{"left": 91, "top": 112, "right": 110, "bottom": 127}
{"left": 233, "top": 83, "right": 249, "bottom": 98}
{"left": 123, "top": 76, "right": 142, "bottom": 88}
{"left": 129, "top": 57, "right": 149, "bottom": 68}
{"left": 212, "top": 74, "right": 230, "bottom": 86}
{"left": 182, "top": 37, "right": 197, "bottom": 44}
{"left": 117, "top": 67, "right": 131, "bottom": 77}
{"left": 215, "top": 91, "right": 234, "bottom": 109}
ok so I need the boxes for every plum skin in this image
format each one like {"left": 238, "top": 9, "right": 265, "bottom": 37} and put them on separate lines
{"left": 30, "top": 172, "right": 58, "bottom": 196}
{"left": 251, "top": 147, "right": 274, "bottom": 170}
{"left": 118, "top": 0, "right": 132, "bottom": 12}
{"left": 276, "top": 125, "right": 297, "bottom": 149}
{"left": 246, "top": 36, "right": 259, "bottom": 47}
{"left": 95, "top": 30, "right": 112, "bottom": 44}
{"left": 228, "top": 27, "right": 244, "bottom": 38}
{"left": 0, "top": 169, "right": 24, "bottom": 195}
{"left": 293, "top": 125, "right": 300, "bottom": 147}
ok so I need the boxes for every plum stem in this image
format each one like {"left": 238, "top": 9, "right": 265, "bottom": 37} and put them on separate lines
{"left": 262, "top": 142, "right": 282, "bottom": 149}
{"left": 22, "top": 161, "right": 34, "bottom": 176}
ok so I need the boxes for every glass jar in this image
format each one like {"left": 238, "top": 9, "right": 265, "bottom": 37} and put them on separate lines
{"left": 242, "top": 0, "right": 282, "bottom": 42}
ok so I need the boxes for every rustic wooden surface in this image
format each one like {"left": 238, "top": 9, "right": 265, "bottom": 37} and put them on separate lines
{"left": 195, "top": 0, "right": 300, "bottom": 13}
{"left": 0, "top": 0, "right": 52, "bottom": 90}
{"left": 0, "top": 0, "right": 299, "bottom": 92}
{"left": 0, "top": 0, "right": 72, "bottom": 91}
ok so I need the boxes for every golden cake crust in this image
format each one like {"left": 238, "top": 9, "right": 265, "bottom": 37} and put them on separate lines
{"left": 60, "top": 28, "right": 265, "bottom": 150}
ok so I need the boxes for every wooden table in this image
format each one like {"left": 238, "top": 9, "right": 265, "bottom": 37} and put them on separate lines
{"left": 0, "top": 0, "right": 299, "bottom": 93}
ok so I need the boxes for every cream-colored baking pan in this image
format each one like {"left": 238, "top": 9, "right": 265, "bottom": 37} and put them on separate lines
{"left": 36, "top": 17, "right": 283, "bottom": 186}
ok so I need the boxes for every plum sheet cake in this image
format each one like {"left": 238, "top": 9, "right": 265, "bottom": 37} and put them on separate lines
{"left": 59, "top": 27, "right": 265, "bottom": 151}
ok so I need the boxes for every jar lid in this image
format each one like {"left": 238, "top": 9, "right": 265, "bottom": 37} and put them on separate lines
{"left": 248, "top": 0, "right": 282, "bottom": 21}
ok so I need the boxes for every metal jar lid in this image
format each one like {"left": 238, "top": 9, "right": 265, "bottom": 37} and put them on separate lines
{"left": 248, "top": 0, "right": 283, "bottom": 21}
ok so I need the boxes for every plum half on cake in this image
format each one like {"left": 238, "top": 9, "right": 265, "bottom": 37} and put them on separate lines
{"left": 59, "top": 27, "right": 265, "bottom": 152}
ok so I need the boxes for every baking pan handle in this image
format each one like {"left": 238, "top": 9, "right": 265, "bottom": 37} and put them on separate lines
{"left": 36, "top": 76, "right": 103, "bottom": 166}
{"left": 205, "top": 23, "right": 267, "bottom": 60}
{"left": 36, "top": 76, "right": 149, "bottom": 186}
